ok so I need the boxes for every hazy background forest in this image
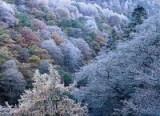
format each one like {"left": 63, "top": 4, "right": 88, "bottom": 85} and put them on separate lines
{"left": 0, "top": 0, "right": 159, "bottom": 115}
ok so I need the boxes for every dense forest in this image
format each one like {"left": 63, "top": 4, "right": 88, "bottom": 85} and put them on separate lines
{"left": 0, "top": 0, "right": 159, "bottom": 115}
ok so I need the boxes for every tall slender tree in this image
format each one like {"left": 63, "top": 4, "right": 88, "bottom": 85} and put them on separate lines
{"left": 124, "top": 5, "right": 148, "bottom": 38}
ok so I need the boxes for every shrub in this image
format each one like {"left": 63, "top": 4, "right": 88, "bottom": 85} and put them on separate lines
{"left": 58, "top": 69, "right": 73, "bottom": 86}
{"left": 63, "top": 92, "right": 78, "bottom": 103}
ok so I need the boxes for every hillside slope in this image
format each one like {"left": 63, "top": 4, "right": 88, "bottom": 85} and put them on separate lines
{"left": 0, "top": 0, "right": 159, "bottom": 115}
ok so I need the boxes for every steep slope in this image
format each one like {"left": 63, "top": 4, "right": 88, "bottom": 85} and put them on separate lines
{"left": 74, "top": 14, "right": 160, "bottom": 116}
{"left": 0, "top": 0, "right": 159, "bottom": 115}
{"left": 77, "top": 0, "right": 160, "bottom": 16}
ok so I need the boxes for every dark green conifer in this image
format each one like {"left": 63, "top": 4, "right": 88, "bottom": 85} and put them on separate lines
{"left": 124, "top": 5, "right": 147, "bottom": 38}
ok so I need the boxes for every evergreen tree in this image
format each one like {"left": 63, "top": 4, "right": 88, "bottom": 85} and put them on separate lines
{"left": 124, "top": 5, "right": 148, "bottom": 38}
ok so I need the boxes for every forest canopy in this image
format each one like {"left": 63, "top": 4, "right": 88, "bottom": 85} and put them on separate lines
{"left": 0, "top": 0, "right": 159, "bottom": 116}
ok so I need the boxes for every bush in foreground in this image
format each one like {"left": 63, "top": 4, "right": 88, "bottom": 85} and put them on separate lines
{"left": 0, "top": 65, "right": 88, "bottom": 116}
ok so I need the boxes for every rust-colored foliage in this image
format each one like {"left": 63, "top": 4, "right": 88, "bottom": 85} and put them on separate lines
{"left": 96, "top": 35, "right": 107, "bottom": 46}
{"left": 52, "top": 32, "right": 63, "bottom": 45}
{"left": 20, "top": 27, "right": 42, "bottom": 46}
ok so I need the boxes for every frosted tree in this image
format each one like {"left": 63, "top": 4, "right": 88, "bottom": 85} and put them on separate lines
{"left": 0, "top": 60, "right": 26, "bottom": 105}
{"left": 75, "top": 14, "right": 160, "bottom": 116}
{"left": 54, "top": 7, "right": 71, "bottom": 19}
{"left": 71, "top": 38, "right": 92, "bottom": 61}
{"left": 75, "top": 2, "right": 99, "bottom": 17}
{"left": 0, "top": 65, "right": 88, "bottom": 116}
{"left": 60, "top": 41, "right": 83, "bottom": 72}
{"left": 83, "top": 18, "right": 99, "bottom": 33}
{"left": 32, "top": 18, "right": 47, "bottom": 30}
{"left": 124, "top": 5, "right": 148, "bottom": 38}
{"left": 41, "top": 39, "right": 64, "bottom": 65}
{"left": 0, "top": 0, "right": 18, "bottom": 27}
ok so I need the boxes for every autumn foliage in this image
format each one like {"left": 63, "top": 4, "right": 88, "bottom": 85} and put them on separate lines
{"left": 96, "top": 35, "right": 107, "bottom": 46}
{"left": 52, "top": 32, "right": 63, "bottom": 45}
{"left": 20, "top": 27, "right": 41, "bottom": 45}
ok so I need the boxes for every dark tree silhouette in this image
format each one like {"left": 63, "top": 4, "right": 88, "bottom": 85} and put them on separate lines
{"left": 124, "top": 5, "right": 148, "bottom": 38}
